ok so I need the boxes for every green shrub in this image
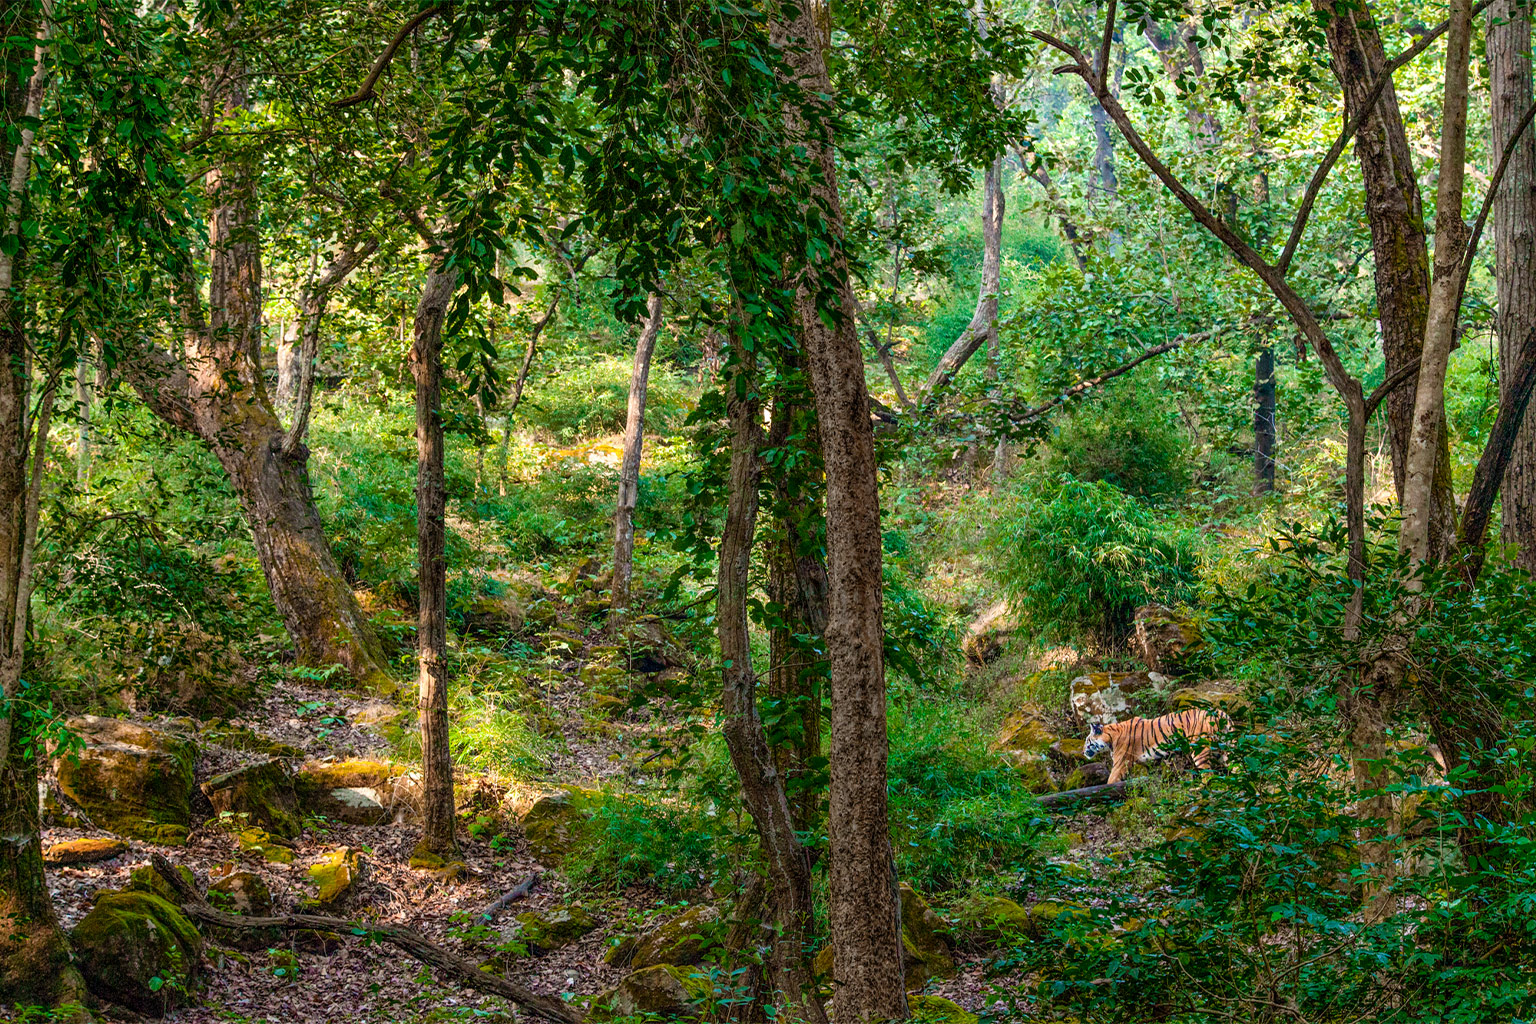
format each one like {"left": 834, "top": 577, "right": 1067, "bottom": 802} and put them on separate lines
{"left": 887, "top": 702, "right": 1048, "bottom": 891}
{"left": 986, "top": 476, "right": 1199, "bottom": 648}
{"left": 1046, "top": 385, "right": 1190, "bottom": 500}
{"left": 560, "top": 796, "right": 740, "bottom": 894}
{"left": 517, "top": 354, "right": 695, "bottom": 442}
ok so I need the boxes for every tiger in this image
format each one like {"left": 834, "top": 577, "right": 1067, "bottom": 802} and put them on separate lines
{"left": 1083, "top": 708, "right": 1232, "bottom": 784}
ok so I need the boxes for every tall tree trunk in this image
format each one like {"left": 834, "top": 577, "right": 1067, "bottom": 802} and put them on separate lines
{"left": 74, "top": 353, "right": 91, "bottom": 490}
{"left": 1316, "top": 0, "right": 1457, "bottom": 555}
{"left": 775, "top": 5, "right": 906, "bottom": 1019}
{"left": 411, "top": 260, "right": 461, "bottom": 864}
{"left": 1400, "top": 0, "right": 1474, "bottom": 566}
{"left": 1254, "top": 346, "right": 1276, "bottom": 493}
{"left": 126, "top": 64, "right": 390, "bottom": 688}
{"left": 766, "top": 384, "right": 829, "bottom": 835}
{"left": 0, "top": 10, "right": 83, "bottom": 1006}
{"left": 1491, "top": 0, "right": 1536, "bottom": 571}
{"left": 717, "top": 360, "right": 827, "bottom": 1024}
{"left": 612, "top": 293, "right": 663, "bottom": 623}
{"left": 919, "top": 155, "right": 1006, "bottom": 405}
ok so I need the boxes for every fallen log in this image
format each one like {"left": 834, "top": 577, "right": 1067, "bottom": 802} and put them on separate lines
{"left": 1037, "top": 780, "right": 1132, "bottom": 810}
{"left": 478, "top": 870, "right": 540, "bottom": 922}
{"left": 150, "top": 854, "right": 580, "bottom": 1024}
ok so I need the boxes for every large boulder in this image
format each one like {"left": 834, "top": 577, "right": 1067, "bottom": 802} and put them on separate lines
{"left": 961, "top": 600, "right": 1015, "bottom": 666}
{"left": 602, "top": 964, "right": 710, "bottom": 1018}
{"left": 1069, "top": 671, "right": 1174, "bottom": 729}
{"left": 520, "top": 788, "right": 603, "bottom": 865}
{"left": 908, "top": 994, "right": 979, "bottom": 1024}
{"left": 208, "top": 868, "right": 277, "bottom": 951}
{"left": 1133, "top": 603, "right": 1199, "bottom": 674}
{"left": 605, "top": 904, "right": 723, "bottom": 969}
{"left": 294, "top": 759, "right": 410, "bottom": 825}
{"left": 814, "top": 884, "right": 955, "bottom": 992}
{"left": 201, "top": 760, "right": 301, "bottom": 838}
{"left": 993, "top": 704, "right": 1068, "bottom": 754}
{"left": 958, "top": 895, "right": 1087, "bottom": 946}
{"left": 71, "top": 891, "right": 202, "bottom": 1016}
{"left": 53, "top": 717, "right": 196, "bottom": 845}
{"left": 1168, "top": 679, "right": 1244, "bottom": 712}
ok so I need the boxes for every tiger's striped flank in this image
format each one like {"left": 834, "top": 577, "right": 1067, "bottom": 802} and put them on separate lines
{"left": 1083, "top": 708, "right": 1231, "bottom": 784}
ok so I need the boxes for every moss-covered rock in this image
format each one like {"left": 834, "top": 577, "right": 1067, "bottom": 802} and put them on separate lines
{"left": 1133, "top": 603, "right": 1200, "bottom": 674}
{"left": 993, "top": 705, "right": 1064, "bottom": 754}
{"left": 511, "top": 905, "right": 598, "bottom": 953}
{"left": 959, "top": 895, "right": 1089, "bottom": 947}
{"left": 603, "top": 964, "right": 711, "bottom": 1018}
{"left": 1168, "top": 680, "right": 1244, "bottom": 712}
{"left": 307, "top": 847, "right": 363, "bottom": 906}
{"left": 294, "top": 759, "right": 405, "bottom": 825}
{"left": 70, "top": 891, "right": 202, "bottom": 1016}
{"left": 52, "top": 717, "right": 196, "bottom": 845}
{"left": 407, "top": 844, "right": 467, "bottom": 881}
{"left": 610, "top": 904, "right": 723, "bottom": 970}
{"left": 127, "top": 863, "right": 196, "bottom": 904}
{"left": 237, "top": 827, "right": 294, "bottom": 864}
{"left": 814, "top": 885, "right": 955, "bottom": 992}
{"left": 519, "top": 787, "right": 603, "bottom": 865}
{"left": 908, "top": 994, "right": 979, "bottom": 1024}
{"left": 202, "top": 760, "right": 301, "bottom": 838}
{"left": 1069, "top": 671, "right": 1173, "bottom": 729}
{"left": 199, "top": 726, "right": 303, "bottom": 759}
{"left": 42, "top": 837, "right": 128, "bottom": 866}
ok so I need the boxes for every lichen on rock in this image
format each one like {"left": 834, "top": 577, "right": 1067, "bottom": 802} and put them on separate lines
{"left": 52, "top": 716, "right": 196, "bottom": 845}
{"left": 201, "top": 759, "right": 302, "bottom": 838}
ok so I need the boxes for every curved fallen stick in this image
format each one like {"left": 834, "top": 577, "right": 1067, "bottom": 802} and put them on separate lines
{"left": 151, "top": 853, "right": 581, "bottom": 1024}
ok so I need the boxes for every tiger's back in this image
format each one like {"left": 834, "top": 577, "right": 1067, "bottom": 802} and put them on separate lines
{"left": 1086, "top": 708, "right": 1230, "bottom": 784}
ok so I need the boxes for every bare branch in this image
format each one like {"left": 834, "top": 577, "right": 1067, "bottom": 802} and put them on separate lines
{"left": 333, "top": 5, "right": 445, "bottom": 108}
{"left": 1455, "top": 98, "right": 1536, "bottom": 309}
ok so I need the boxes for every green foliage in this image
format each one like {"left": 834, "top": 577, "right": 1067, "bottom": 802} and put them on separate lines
{"left": 1046, "top": 385, "right": 1191, "bottom": 500}
{"left": 517, "top": 354, "right": 694, "bottom": 442}
{"left": 560, "top": 796, "right": 739, "bottom": 894}
{"left": 986, "top": 476, "right": 1199, "bottom": 647}
{"left": 887, "top": 701, "right": 1049, "bottom": 891}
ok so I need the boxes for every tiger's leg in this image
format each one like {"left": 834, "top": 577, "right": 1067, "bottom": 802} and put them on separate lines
{"left": 1108, "top": 751, "right": 1130, "bottom": 784}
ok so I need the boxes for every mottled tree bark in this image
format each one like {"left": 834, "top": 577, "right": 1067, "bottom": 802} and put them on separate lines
{"left": 775, "top": 4, "right": 906, "bottom": 1019}
{"left": 718, "top": 361, "right": 827, "bottom": 1023}
{"left": 411, "top": 260, "right": 461, "bottom": 863}
{"left": 282, "top": 237, "right": 379, "bottom": 455}
{"left": 611, "top": 294, "right": 663, "bottom": 622}
{"left": 127, "top": 60, "right": 390, "bottom": 688}
{"left": 1315, "top": 0, "right": 1457, "bottom": 555}
{"left": 1491, "top": 0, "right": 1536, "bottom": 570}
{"left": 919, "top": 155, "right": 1005, "bottom": 405}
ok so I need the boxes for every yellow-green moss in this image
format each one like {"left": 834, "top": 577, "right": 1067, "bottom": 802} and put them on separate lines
{"left": 307, "top": 847, "right": 362, "bottom": 905}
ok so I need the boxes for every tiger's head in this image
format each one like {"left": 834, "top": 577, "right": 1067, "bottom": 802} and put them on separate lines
{"left": 1083, "top": 721, "right": 1111, "bottom": 760}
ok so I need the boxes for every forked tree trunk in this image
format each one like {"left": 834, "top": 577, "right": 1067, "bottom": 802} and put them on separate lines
{"left": 1491, "top": 0, "right": 1536, "bottom": 571}
{"left": 127, "top": 63, "right": 390, "bottom": 689}
{"left": 282, "top": 237, "right": 379, "bottom": 455}
{"left": 411, "top": 260, "right": 461, "bottom": 863}
{"left": 718, "top": 361, "right": 827, "bottom": 1024}
{"left": 919, "top": 154, "right": 1006, "bottom": 406}
{"left": 612, "top": 293, "right": 664, "bottom": 622}
{"left": 1316, "top": 0, "right": 1457, "bottom": 555}
{"left": 775, "top": 5, "right": 907, "bottom": 1019}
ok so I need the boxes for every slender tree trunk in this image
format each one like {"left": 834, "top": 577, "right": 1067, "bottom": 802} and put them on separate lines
{"left": 1019, "top": 152, "right": 1088, "bottom": 270}
{"left": 1254, "top": 346, "right": 1276, "bottom": 493}
{"left": 74, "top": 354, "right": 91, "bottom": 490}
{"left": 0, "top": 13, "right": 83, "bottom": 1004}
{"left": 1491, "top": 0, "right": 1536, "bottom": 571}
{"left": 612, "top": 293, "right": 663, "bottom": 623}
{"left": 1401, "top": 0, "right": 1474, "bottom": 566}
{"left": 775, "top": 6, "right": 906, "bottom": 1019}
{"left": 126, "top": 65, "right": 390, "bottom": 688}
{"left": 919, "top": 154, "right": 1006, "bottom": 405}
{"left": 1316, "top": 0, "right": 1457, "bottom": 555}
{"left": 718, "top": 360, "right": 827, "bottom": 1024}
{"left": 283, "top": 237, "right": 378, "bottom": 455}
{"left": 411, "top": 260, "right": 461, "bottom": 863}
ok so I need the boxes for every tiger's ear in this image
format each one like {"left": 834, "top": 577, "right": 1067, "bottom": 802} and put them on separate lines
{"left": 1090, "top": 722, "right": 1103, "bottom": 735}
